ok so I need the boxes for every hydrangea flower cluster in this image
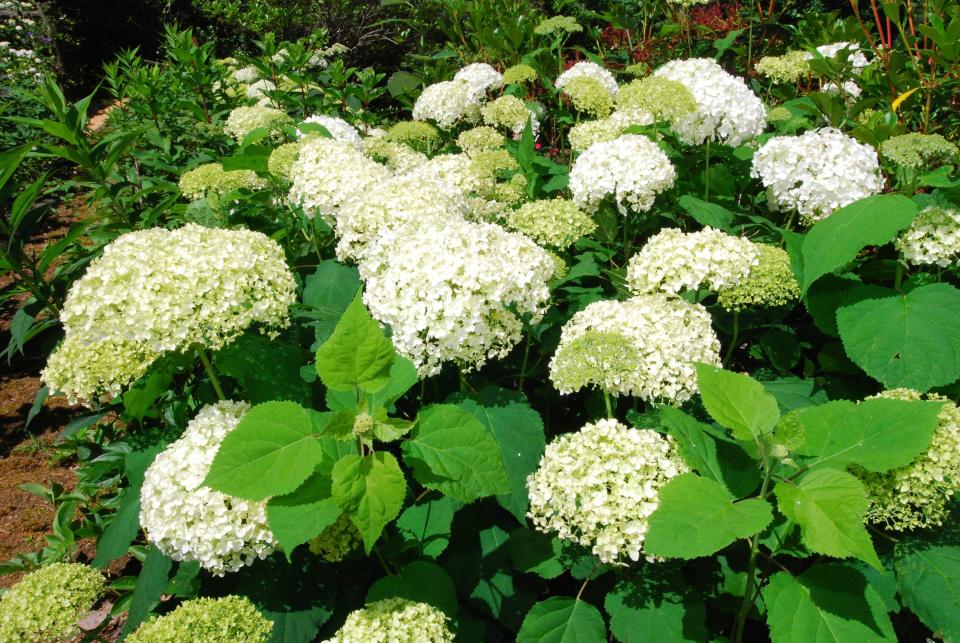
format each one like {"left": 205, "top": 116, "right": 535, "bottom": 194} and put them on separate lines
{"left": 569, "top": 134, "right": 676, "bottom": 214}
{"left": 897, "top": 205, "right": 960, "bottom": 267}
{"left": 821, "top": 79, "right": 861, "bottom": 101}
{"left": 289, "top": 136, "right": 391, "bottom": 221}
{"left": 503, "top": 63, "right": 538, "bottom": 84}
{"left": 323, "top": 598, "right": 454, "bottom": 643}
{"left": 527, "top": 419, "right": 689, "bottom": 563}
{"left": 268, "top": 141, "right": 302, "bottom": 180}
{"left": 452, "top": 62, "right": 504, "bottom": 102}
{"left": 556, "top": 60, "right": 618, "bottom": 98}
{"left": 127, "top": 596, "right": 273, "bottom": 643}
{"left": 361, "top": 218, "right": 555, "bottom": 375}
{"left": 717, "top": 244, "right": 801, "bottom": 311}
{"left": 42, "top": 225, "right": 295, "bottom": 403}
{"left": 403, "top": 153, "right": 488, "bottom": 200}
{"left": 755, "top": 50, "right": 811, "bottom": 83}
{"left": 141, "top": 401, "right": 277, "bottom": 575}
{"left": 0, "top": 562, "right": 104, "bottom": 643}
{"left": 625, "top": 227, "right": 760, "bottom": 295}
{"left": 412, "top": 80, "right": 478, "bottom": 129}
{"left": 299, "top": 114, "right": 363, "bottom": 148}
{"left": 224, "top": 105, "right": 292, "bottom": 143}
{"left": 653, "top": 58, "right": 766, "bottom": 146}
{"left": 481, "top": 94, "right": 540, "bottom": 139}
{"left": 855, "top": 389, "right": 960, "bottom": 531}
{"left": 231, "top": 64, "right": 259, "bottom": 84}
{"left": 615, "top": 76, "right": 697, "bottom": 123}
{"left": 363, "top": 137, "right": 428, "bottom": 173}
{"left": 534, "top": 15, "right": 583, "bottom": 35}
{"left": 506, "top": 198, "right": 597, "bottom": 248}
{"left": 457, "top": 125, "right": 506, "bottom": 155}
{"left": 880, "top": 133, "right": 958, "bottom": 169}
{"left": 383, "top": 120, "right": 440, "bottom": 149}
{"left": 567, "top": 109, "right": 655, "bottom": 152}
{"left": 308, "top": 514, "right": 362, "bottom": 562}
{"left": 561, "top": 75, "right": 614, "bottom": 117}
{"left": 179, "top": 163, "right": 266, "bottom": 200}
{"left": 246, "top": 78, "right": 277, "bottom": 102}
{"left": 809, "top": 41, "right": 870, "bottom": 71}
{"left": 752, "top": 127, "right": 883, "bottom": 222}
{"left": 550, "top": 295, "right": 721, "bottom": 402}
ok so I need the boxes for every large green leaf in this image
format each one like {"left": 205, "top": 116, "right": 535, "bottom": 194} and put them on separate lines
{"left": 604, "top": 577, "right": 708, "bottom": 642}
{"left": 517, "top": 597, "right": 607, "bottom": 643}
{"left": 644, "top": 474, "right": 773, "bottom": 559}
{"left": 267, "top": 472, "right": 342, "bottom": 557}
{"left": 775, "top": 469, "right": 880, "bottom": 568}
{"left": 794, "top": 398, "right": 942, "bottom": 472}
{"left": 805, "top": 274, "right": 894, "bottom": 337}
{"left": 678, "top": 195, "right": 734, "bottom": 230}
{"left": 695, "top": 364, "right": 780, "bottom": 441}
{"left": 402, "top": 404, "right": 510, "bottom": 503}
{"left": 454, "top": 386, "right": 546, "bottom": 522}
{"left": 326, "top": 356, "right": 419, "bottom": 412}
{"left": 331, "top": 452, "right": 406, "bottom": 552}
{"left": 895, "top": 538, "right": 960, "bottom": 641}
{"left": 301, "top": 260, "right": 361, "bottom": 346}
{"left": 799, "top": 194, "right": 918, "bottom": 291}
{"left": 837, "top": 283, "right": 960, "bottom": 391}
{"left": 366, "top": 560, "right": 458, "bottom": 617}
{"left": 395, "top": 496, "right": 460, "bottom": 558}
{"left": 216, "top": 333, "right": 310, "bottom": 405}
{"left": 314, "top": 293, "right": 395, "bottom": 392}
{"left": 763, "top": 565, "right": 896, "bottom": 642}
{"left": 204, "top": 401, "right": 327, "bottom": 501}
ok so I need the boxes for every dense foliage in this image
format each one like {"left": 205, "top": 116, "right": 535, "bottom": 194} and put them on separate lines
{"left": 2, "top": 1, "right": 960, "bottom": 641}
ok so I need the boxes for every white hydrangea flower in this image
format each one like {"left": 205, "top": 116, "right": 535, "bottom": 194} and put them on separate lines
{"left": 362, "top": 137, "right": 428, "bottom": 173}
{"left": 223, "top": 105, "right": 291, "bottom": 143}
{"left": 231, "top": 65, "right": 259, "bottom": 84}
{"left": 360, "top": 219, "right": 555, "bottom": 376}
{"left": 527, "top": 418, "right": 689, "bottom": 563}
{"left": 809, "top": 41, "right": 870, "bottom": 72}
{"left": 41, "top": 225, "right": 296, "bottom": 404}
{"left": 653, "top": 58, "right": 766, "bottom": 146}
{"left": 752, "top": 127, "right": 883, "bottom": 222}
{"left": 246, "top": 78, "right": 276, "bottom": 101}
{"left": 568, "top": 109, "right": 656, "bottom": 152}
{"left": 412, "top": 80, "right": 479, "bottom": 129}
{"left": 401, "top": 153, "right": 488, "bottom": 201}
{"left": 323, "top": 598, "right": 453, "bottom": 643}
{"left": 897, "top": 205, "right": 960, "bottom": 267}
{"left": 289, "top": 136, "right": 391, "bottom": 222}
{"left": 555, "top": 60, "right": 619, "bottom": 97}
{"left": 626, "top": 227, "right": 761, "bottom": 295}
{"left": 299, "top": 115, "right": 363, "bottom": 148}
{"left": 453, "top": 62, "right": 504, "bottom": 102}
{"left": 822, "top": 80, "right": 861, "bottom": 101}
{"left": 140, "top": 401, "right": 277, "bottom": 575}
{"left": 549, "top": 295, "right": 721, "bottom": 403}
{"left": 569, "top": 134, "right": 676, "bottom": 214}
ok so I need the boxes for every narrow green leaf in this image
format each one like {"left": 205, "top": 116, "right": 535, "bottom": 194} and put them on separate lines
{"left": 517, "top": 597, "right": 607, "bottom": 643}
{"left": 331, "top": 452, "right": 406, "bottom": 552}
{"left": 695, "top": 364, "right": 780, "bottom": 440}
{"left": 120, "top": 545, "right": 173, "bottom": 637}
{"left": 314, "top": 292, "right": 395, "bottom": 392}
{"left": 678, "top": 195, "right": 734, "bottom": 230}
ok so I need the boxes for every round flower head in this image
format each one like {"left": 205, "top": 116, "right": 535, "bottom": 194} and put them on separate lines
{"left": 246, "top": 78, "right": 276, "bottom": 101}
{"left": 224, "top": 105, "right": 292, "bottom": 143}
{"left": 323, "top": 598, "right": 454, "bottom": 643}
{"left": 897, "top": 205, "right": 960, "bottom": 267}
{"left": 755, "top": 50, "right": 811, "bottom": 84}
{"left": 556, "top": 60, "right": 618, "bottom": 97}
{"left": 383, "top": 120, "right": 441, "bottom": 150}
{"left": 855, "top": 389, "right": 960, "bottom": 531}
{"left": 717, "top": 244, "right": 800, "bottom": 311}
{"left": 361, "top": 218, "right": 555, "bottom": 376}
{"left": 412, "top": 80, "right": 479, "bottom": 129}
{"left": 0, "top": 562, "right": 103, "bottom": 643}
{"left": 178, "top": 163, "right": 266, "bottom": 200}
{"left": 127, "top": 596, "right": 273, "bottom": 643}
{"left": 766, "top": 106, "right": 793, "bottom": 123}
{"left": 808, "top": 41, "right": 870, "bottom": 72}
{"left": 821, "top": 79, "right": 861, "bottom": 102}
{"left": 402, "top": 152, "right": 488, "bottom": 201}
{"left": 880, "top": 133, "right": 958, "bottom": 170}
{"left": 550, "top": 295, "right": 721, "bottom": 402}
{"left": 309, "top": 514, "right": 362, "bottom": 562}
{"left": 653, "top": 58, "right": 765, "bottom": 146}
{"left": 453, "top": 62, "right": 504, "bottom": 102}
{"left": 567, "top": 109, "right": 654, "bottom": 152}
{"left": 752, "top": 127, "right": 883, "bottom": 222}
{"left": 527, "top": 419, "right": 689, "bottom": 563}
{"left": 506, "top": 198, "right": 597, "bottom": 248}
{"left": 561, "top": 75, "right": 614, "bottom": 118}
{"left": 569, "top": 134, "right": 676, "bottom": 214}
{"left": 299, "top": 114, "right": 363, "bottom": 148}
{"left": 535, "top": 15, "right": 583, "bottom": 36}
{"left": 457, "top": 125, "right": 506, "bottom": 155}
{"left": 289, "top": 136, "right": 391, "bottom": 221}
{"left": 481, "top": 94, "right": 540, "bottom": 139}
{"left": 363, "top": 137, "right": 428, "bottom": 173}
{"left": 141, "top": 401, "right": 277, "bottom": 575}
{"left": 503, "top": 63, "right": 538, "bottom": 84}
{"left": 626, "top": 227, "right": 760, "bottom": 295}
{"left": 268, "top": 141, "right": 301, "bottom": 180}
{"left": 615, "top": 76, "right": 697, "bottom": 124}
{"left": 231, "top": 64, "right": 259, "bottom": 84}
{"left": 42, "top": 225, "right": 295, "bottom": 404}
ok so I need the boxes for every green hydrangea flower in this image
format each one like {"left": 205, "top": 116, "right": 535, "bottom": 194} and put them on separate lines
{"left": 362, "top": 137, "right": 428, "bottom": 173}
{"left": 534, "top": 16, "right": 583, "bottom": 36}
{"left": 383, "top": 120, "right": 440, "bottom": 150}
{"left": 503, "top": 63, "right": 538, "bottom": 84}
{"left": 880, "top": 133, "right": 958, "bottom": 169}
{"left": 179, "top": 163, "right": 267, "bottom": 200}
{"left": 507, "top": 198, "right": 596, "bottom": 248}
{"left": 0, "top": 562, "right": 103, "bottom": 643}
{"left": 562, "top": 76, "right": 613, "bottom": 118}
{"left": 766, "top": 106, "right": 793, "bottom": 123}
{"left": 616, "top": 76, "right": 697, "bottom": 123}
{"left": 308, "top": 514, "right": 363, "bottom": 562}
{"left": 755, "top": 50, "right": 811, "bottom": 84}
{"left": 472, "top": 148, "right": 518, "bottom": 178}
{"left": 267, "top": 142, "right": 302, "bottom": 181}
{"left": 624, "top": 63, "right": 648, "bottom": 77}
{"left": 716, "top": 245, "right": 800, "bottom": 312}
{"left": 127, "top": 596, "right": 273, "bottom": 643}
{"left": 550, "top": 329, "right": 645, "bottom": 396}
{"left": 481, "top": 95, "right": 539, "bottom": 138}
{"left": 457, "top": 126, "right": 506, "bottom": 155}
{"left": 223, "top": 105, "right": 292, "bottom": 143}
{"left": 325, "top": 598, "right": 454, "bottom": 642}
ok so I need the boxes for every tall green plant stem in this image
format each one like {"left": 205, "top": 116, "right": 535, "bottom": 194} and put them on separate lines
{"left": 733, "top": 443, "right": 773, "bottom": 643}
{"left": 704, "top": 139, "right": 712, "bottom": 200}
{"left": 197, "top": 348, "right": 226, "bottom": 401}
{"left": 518, "top": 334, "right": 532, "bottom": 391}
{"left": 602, "top": 387, "right": 614, "bottom": 418}
{"left": 723, "top": 312, "right": 740, "bottom": 367}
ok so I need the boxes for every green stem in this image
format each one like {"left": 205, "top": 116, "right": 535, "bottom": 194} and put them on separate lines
{"left": 602, "top": 387, "right": 614, "bottom": 418}
{"left": 723, "top": 312, "right": 740, "bottom": 368}
{"left": 197, "top": 348, "right": 226, "bottom": 401}
{"left": 518, "top": 334, "right": 531, "bottom": 391}
{"left": 733, "top": 449, "right": 773, "bottom": 643}
{"left": 704, "top": 138, "right": 711, "bottom": 200}
{"left": 373, "top": 545, "right": 394, "bottom": 575}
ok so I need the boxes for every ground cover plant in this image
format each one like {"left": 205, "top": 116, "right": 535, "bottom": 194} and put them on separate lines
{"left": 2, "top": 0, "right": 960, "bottom": 640}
